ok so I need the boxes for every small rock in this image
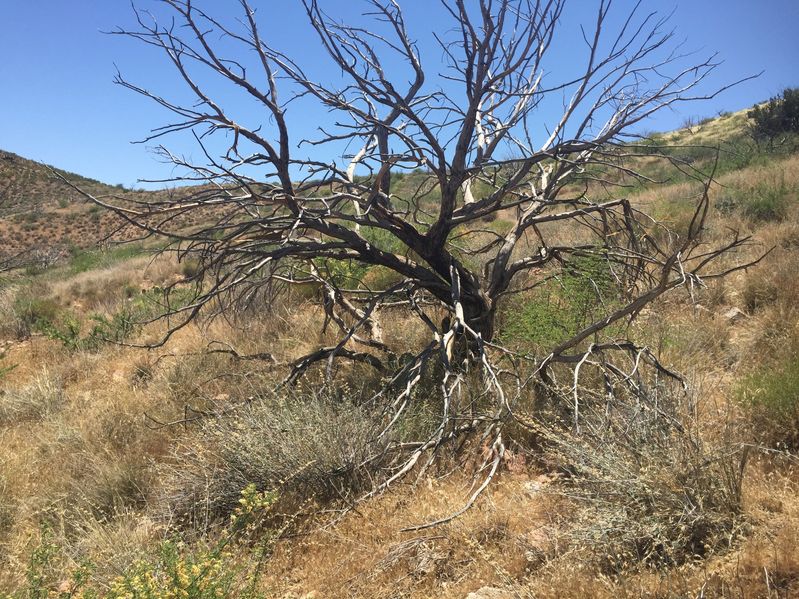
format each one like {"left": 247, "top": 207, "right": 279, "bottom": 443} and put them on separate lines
{"left": 723, "top": 307, "right": 748, "bottom": 323}
{"left": 57, "top": 580, "right": 73, "bottom": 594}
{"left": 524, "top": 481, "right": 544, "bottom": 494}
{"left": 524, "top": 473, "right": 554, "bottom": 495}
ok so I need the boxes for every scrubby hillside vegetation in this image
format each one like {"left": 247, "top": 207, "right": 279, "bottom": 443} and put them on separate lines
{"left": 0, "top": 152, "right": 224, "bottom": 271}
{"left": 0, "top": 152, "right": 143, "bottom": 263}
{"left": 1, "top": 100, "right": 798, "bottom": 598}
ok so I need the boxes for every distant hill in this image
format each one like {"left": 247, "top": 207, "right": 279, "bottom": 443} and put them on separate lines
{"left": 0, "top": 105, "right": 762, "bottom": 264}
{"left": 0, "top": 150, "right": 125, "bottom": 215}
{"left": 0, "top": 151, "right": 223, "bottom": 263}
{"left": 0, "top": 150, "right": 148, "bottom": 258}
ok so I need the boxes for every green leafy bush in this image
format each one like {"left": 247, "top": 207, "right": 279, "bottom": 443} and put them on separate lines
{"left": 2, "top": 485, "right": 277, "bottom": 599}
{"left": 107, "top": 541, "right": 238, "bottom": 599}
{"left": 749, "top": 88, "right": 799, "bottom": 140}
{"left": 312, "top": 258, "right": 368, "bottom": 289}
{"left": 180, "top": 258, "right": 202, "bottom": 279}
{"left": 714, "top": 173, "right": 792, "bottom": 223}
{"left": 33, "top": 287, "right": 193, "bottom": 352}
{"left": 361, "top": 225, "right": 406, "bottom": 256}
{"left": 0, "top": 526, "right": 95, "bottom": 599}
{"left": 67, "top": 245, "right": 145, "bottom": 275}
{"left": 35, "top": 310, "right": 136, "bottom": 352}
{"left": 499, "top": 254, "right": 620, "bottom": 349}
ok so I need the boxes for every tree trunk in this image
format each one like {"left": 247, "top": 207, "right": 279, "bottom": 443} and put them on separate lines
{"left": 462, "top": 294, "right": 495, "bottom": 344}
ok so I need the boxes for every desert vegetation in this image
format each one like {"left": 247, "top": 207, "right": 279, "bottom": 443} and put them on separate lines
{"left": 0, "top": 108, "right": 798, "bottom": 598}
{"left": 1, "top": 0, "right": 799, "bottom": 597}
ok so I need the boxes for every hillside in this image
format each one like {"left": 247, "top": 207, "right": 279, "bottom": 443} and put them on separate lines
{"left": 0, "top": 150, "right": 123, "bottom": 216}
{"left": 0, "top": 152, "right": 220, "bottom": 263}
{"left": 0, "top": 151, "right": 138, "bottom": 258}
{"left": 0, "top": 105, "right": 798, "bottom": 598}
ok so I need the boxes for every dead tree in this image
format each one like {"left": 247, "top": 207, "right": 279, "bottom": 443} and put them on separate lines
{"left": 68, "top": 0, "right": 760, "bottom": 524}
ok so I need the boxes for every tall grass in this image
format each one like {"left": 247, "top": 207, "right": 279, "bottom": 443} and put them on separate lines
{"left": 738, "top": 350, "right": 799, "bottom": 450}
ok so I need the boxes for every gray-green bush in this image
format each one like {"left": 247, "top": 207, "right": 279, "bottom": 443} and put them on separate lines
{"left": 161, "top": 388, "right": 391, "bottom": 528}
{"left": 541, "top": 383, "right": 747, "bottom": 573}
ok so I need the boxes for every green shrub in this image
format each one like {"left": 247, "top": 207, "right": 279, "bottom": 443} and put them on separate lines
{"left": 111, "top": 484, "right": 276, "bottom": 599}
{"left": 34, "top": 310, "right": 135, "bottom": 352}
{"left": 499, "top": 254, "right": 620, "bottom": 349}
{"left": 714, "top": 173, "right": 792, "bottom": 223}
{"left": 34, "top": 287, "right": 193, "bottom": 352}
{"left": 740, "top": 174, "right": 791, "bottom": 222}
{"left": 107, "top": 541, "right": 238, "bottom": 599}
{"left": 67, "top": 245, "right": 144, "bottom": 275}
{"left": 749, "top": 88, "right": 799, "bottom": 140}
{"left": 89, "top": 311, "right": 139, "bottom": 343}
{"left": 13, "top": 295, "right": 61, "bottom": 337}
{"left": 0, "top": 525, "right": 94, "bottom": 599}
{"left": 2, "top": 485, "right": 276, "bottom": 599}
{"left": 738, "top": 354, "right": 799, "bottom": 449}
{"left": 180, "top": 258, "right": 202, "bottom": 279}
{"left": 715, "top": 193, "right": 738, "bottom": 216}
{"left": 361, "top": 265, "right": 404, "bottom": 290}
{"left": 501, "top": 294, "right": 568, "bottom": 349}
{"left": 361, "top": 225, "right": 406, "bottom": 255}
{"left": 312, "top": 257, "right": 368, "bottom": 289}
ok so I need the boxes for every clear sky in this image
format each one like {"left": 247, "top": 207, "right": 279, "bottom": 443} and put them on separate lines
{"left": 1, "top": 0, "right": 797, "bottom": 188}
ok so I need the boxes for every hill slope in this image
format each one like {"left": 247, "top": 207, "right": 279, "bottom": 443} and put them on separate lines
{"left": 0, "top": 151, "right": 147, "bottom": 258}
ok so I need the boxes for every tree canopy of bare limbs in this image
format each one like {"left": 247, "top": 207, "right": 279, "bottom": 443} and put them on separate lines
{"left": 67, "top": 0, "right": 761, "bottom": 524}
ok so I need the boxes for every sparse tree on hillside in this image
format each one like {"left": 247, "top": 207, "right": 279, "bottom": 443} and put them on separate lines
{"left": 66, "top": 0, "right": 760, "bottom": 524}
{"left": 749, "top": 87, "right": 799, "bottom": 144}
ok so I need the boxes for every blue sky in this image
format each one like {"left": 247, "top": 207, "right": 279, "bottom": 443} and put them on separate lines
{"left": 1, "top": 0, "right": 797, "bottom": 188}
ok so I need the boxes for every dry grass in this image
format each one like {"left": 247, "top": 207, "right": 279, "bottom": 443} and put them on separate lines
{"left": 0, "top": 250, "right": 331, "bottom": 591}
{"left": 660, "top": 107, "right": 752, "bottom": 146}
{"left": 258, "top": 473, "right": 558, "bottom": 598}
{"left": 48, "top": 254, "right": 175, "bottom": 311}
{"left": 0, "top": 370, "right": 64, "bottom": 426}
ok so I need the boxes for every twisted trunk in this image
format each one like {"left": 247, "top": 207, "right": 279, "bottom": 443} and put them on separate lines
{"left": 463, "top": 295, "right": 496, "bottom": 343}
